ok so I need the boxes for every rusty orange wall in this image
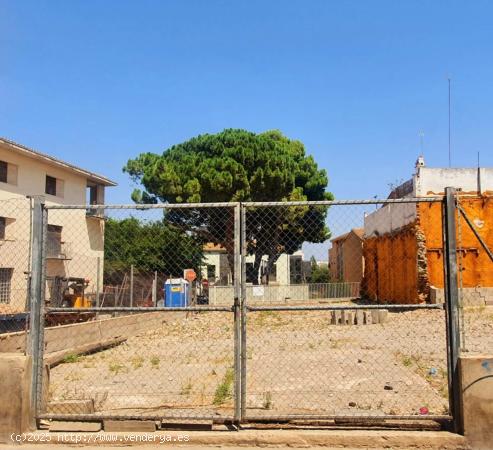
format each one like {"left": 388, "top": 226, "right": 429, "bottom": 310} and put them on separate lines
{"left": 362, "top": 225, "right": 419, "bottom": 303}
{"left": 419, "top": 195, "right": 493, "bottom": 289}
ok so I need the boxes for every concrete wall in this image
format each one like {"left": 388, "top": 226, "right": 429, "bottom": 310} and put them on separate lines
{"left": 416, "top": 167, "right": 493, "bottom": 196}
{"left": 0, "top": 311, "right": 174, "bottom": 354}
{"left": 364, "top": 203, "right": 417, "bottom": 237}
{"left": 460, "top": 355, "right": 493, "bottom": 450}
{"left": 0, "top": 354, "right": 32, "bottom": 442}
{"left": 209, "top": 284, "right": 310, "bottom": 305}
{"left": 0, "top": 143, "right": 106, "bottom": 312}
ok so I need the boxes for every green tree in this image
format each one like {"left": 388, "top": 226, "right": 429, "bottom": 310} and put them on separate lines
{"left": 309, "top": 256, "right": 330, "bottom": 283}
{"left": 104, "top": 217, "right": 203, "bottom": 284}
{"left": 124, "top": 129, "right": 333, "bottom": 284}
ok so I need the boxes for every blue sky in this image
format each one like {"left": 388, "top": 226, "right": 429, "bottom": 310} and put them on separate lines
{"left": 2, "top": 0, "right": 492, "bottom": 204}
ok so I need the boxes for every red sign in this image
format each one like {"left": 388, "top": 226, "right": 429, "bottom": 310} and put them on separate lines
{"left": 184, "top": 269, "right": 197, "bottom": 282}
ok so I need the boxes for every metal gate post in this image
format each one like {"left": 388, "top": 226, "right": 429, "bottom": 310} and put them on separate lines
{"left": 233, "top": 204, "right": 242, "bottom": 424}
{"left": 240, "top": 205, "right": 247, "bottom": 421}
{"left": 443, "top": 187, "right": 462, "bottom": 432}
{"left": 28, "top": 196, "right": 46, "bottom": 425}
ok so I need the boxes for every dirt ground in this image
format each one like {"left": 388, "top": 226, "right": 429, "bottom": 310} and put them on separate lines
{"left": 48, "top": 305, "right": 493, "bottom": 420}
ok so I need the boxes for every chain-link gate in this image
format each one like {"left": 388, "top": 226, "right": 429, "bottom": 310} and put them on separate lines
{"left": 28, "top": 195, "right": 462, "bottom": 428}
{"left": 33, "top": 202, "right": 241, "bottom": 423}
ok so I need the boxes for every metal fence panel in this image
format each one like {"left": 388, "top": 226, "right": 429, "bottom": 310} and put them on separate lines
{"left": 36, "top": 204, "right": 239, "bottom": 422}
{"left": 242, "top": 199, "right": 452, "bottom": 421}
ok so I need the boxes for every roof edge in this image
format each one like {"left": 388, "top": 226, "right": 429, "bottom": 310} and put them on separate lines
{"left": 0, "top": 137, "right": 117, "bottom": 187}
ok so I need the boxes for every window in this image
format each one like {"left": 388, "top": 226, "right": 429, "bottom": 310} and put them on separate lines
{"left": 0, "top": 160, "right": 17, "bottom": 185}
{"left": 0, "top": 268, "right": 13, "bottom": 303}
{"left": 0, "top": 161, "right": 7, "bottom": 183}
{"left": 47, "top": 225, "right": 62, "bottom": 257}
{"left": 207, "top": 265, "right": 216, "bottom": 280}
{"left": 45, "top": 175, "right": 57, "bottom": 196}
{"left": 0, "top": 217, "right": 5, "bottom": 240}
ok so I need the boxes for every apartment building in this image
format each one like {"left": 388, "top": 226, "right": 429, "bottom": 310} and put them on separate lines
{"left": 0, "top": 138, "right": 116, "bottom": 312}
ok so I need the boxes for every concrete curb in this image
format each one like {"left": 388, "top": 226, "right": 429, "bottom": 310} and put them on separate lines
{"left": 22, "top": 429, "right": 467, "bottom": 449}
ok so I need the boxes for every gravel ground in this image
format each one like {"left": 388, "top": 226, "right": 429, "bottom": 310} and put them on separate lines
{"left": 48, "top": 306, "right": 493, "bottom": 420}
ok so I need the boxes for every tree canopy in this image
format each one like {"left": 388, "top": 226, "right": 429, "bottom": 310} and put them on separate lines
{"left": 104, "top": 217, "right": 203, "bottom": 284}
{"left": 124, "top": 129, "right": 333, "bottom": 284}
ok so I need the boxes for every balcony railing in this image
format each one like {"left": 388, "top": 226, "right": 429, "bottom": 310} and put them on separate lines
{"left": 46, "top": 236, "right": 72, "bottom": 260}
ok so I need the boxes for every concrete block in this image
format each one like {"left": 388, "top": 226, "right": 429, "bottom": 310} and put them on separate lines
{"left": 460, "top": 355, "right": 493, "bottom": 450}
{"left": 429, "top": 286, "right": 444, "bottom": 304}
{"left": 355, "top": 310, "right": 364, "bottom": 325}
{"left": 47, "top": 399, "right": 94, "bottom": 415}
{"left": 377, "top": 309, "right": 388, "bottom": 324}
{"left": 0, "top": 353, "right": 33, "bottom": 443}
{"left": 104, "top": 420, "right": 156, "bottom": 432}
{"left": 346, "top": 311, "right": 355, "bottom": 325}
{"left": 370, "top": 310, "right": 380, "bottom": 324}
{"left": 332, "top": 310, "right": 341, "bottom": 325}
{"left": 340, "top": 310, "right": 346, "bottom": 325}
{"left": 49, "top": 421, "right": 101, "bottom": 432}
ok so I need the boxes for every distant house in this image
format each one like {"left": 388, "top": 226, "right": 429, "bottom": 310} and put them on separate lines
{"left": 0, "top": 138, "right": 116, "bottom": 312}
{"left": 328, "top": 228, "right": 364, "bottom": 283}
{"left": 363, "top": 157, "right": 493, "bottom": 305}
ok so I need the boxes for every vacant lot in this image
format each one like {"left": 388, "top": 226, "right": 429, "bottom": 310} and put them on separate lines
{"left": 48, "top": 306, "right": 493, "bottom": 419}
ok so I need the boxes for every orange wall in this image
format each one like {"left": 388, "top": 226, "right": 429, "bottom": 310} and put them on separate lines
{"left": 419, "top": 196, "right": 493, "bottom": 289}
{"left": 363, "top": 225, "right": 419, "bottom": 303}
{"left": 363, "top": 195, "right": 493, "bottom": 304}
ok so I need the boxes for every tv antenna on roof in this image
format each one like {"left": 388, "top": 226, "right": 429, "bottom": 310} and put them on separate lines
{"left": 418, "top": 130, "right": 424, "bottom": 154}
{"left": 448, "top": 77, "right": 452, "bottom": 167}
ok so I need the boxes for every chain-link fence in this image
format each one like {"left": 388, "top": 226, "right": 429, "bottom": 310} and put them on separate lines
{"left": 455, "top": 193, "right": 493, "bottom": 355}
{"left": 240, "top": 200, "right": 450, "bottom": 420}
{"left": 0, "top": 198, "right": 32, "bottom": 341}
{"left": 36, "top": 203, "right": 240, "bottom": 421}
{"left": 20, "top": 196, "right": 472, "bottom": 426}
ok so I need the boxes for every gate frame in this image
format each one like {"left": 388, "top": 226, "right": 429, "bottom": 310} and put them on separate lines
{"left": 27, "top": 197, "right": 461, "bottom": 429}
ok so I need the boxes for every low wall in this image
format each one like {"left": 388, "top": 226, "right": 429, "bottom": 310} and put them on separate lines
{"left": 0, "top": 354, "right": 32, "bottom": 442}
{"left": 0, "top": 311, "right": 180, "bottom": 355}
{"left": 209, "top": 284, "right": 311, "bottom": 305}
{"left": 460, "top": 355, "right": 493, "bottom": 450}
{"left": 430, "top": 287, "right": 493, "bottom": 306}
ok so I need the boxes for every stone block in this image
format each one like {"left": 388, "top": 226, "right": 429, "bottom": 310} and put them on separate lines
{"left": 49, "top": 421, "right": 101, "bottom": 432}
{"left": 104, "top": 419, "right": 156, "bottom": 432}
{"left": 370, "top": 310, "right": 380, "bottom": 324}
{"left": 355, "top": 310, "right": 364, "bottom": 325}
{"left": 377, "top": 309, "right": 388, "bottom": 324}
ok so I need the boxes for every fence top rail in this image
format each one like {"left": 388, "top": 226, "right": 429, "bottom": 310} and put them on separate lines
{"left": 242, "top": 197, "right": 443, "bottom": 207}
{"left": 46, "top": 306, "right": 234, "bottom": 313}
{"left": 45, "top": 197, "right": 444, "bottom": 210}
{"left": 45, "top": 202, "right": 240, "bottom": 210}
{"left": 247, "top": 304, "right": 443, "bottom": 311}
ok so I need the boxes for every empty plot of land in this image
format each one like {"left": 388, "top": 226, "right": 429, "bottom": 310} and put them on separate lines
{"left": 47, "top": 306, "right": 493, "bottom": 419}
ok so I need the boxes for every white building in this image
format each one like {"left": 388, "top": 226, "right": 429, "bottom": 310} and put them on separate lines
{"left": 0, "top": 138, "right": 116, "bottom": 313}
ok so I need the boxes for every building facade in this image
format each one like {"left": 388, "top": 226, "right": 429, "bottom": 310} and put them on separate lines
{"left": 0, "top": 138, "right": 116, "bottom": 313}
{"left": 363, "top": 158, "right": 493, "bottom": 304}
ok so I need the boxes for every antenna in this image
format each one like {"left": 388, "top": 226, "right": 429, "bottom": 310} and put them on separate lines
{"left": 419, "top": 130, "right": 424, "bottom": 154}
{"left": 448, "top": 77, "right": 452, "bottom": 167}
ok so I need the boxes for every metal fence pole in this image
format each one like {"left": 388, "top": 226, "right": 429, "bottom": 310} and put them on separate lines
{"left": 96, "top": 256, "right": 101, "bottom": 308}
{"left": 28, "top": 196, "right": 45, "bottom": 426}
{"left": 240, "top": 205, "right": 247, "bottom": 421}
{"left": 233, "top": 204, "right": 242, "bottom": 424}
{"left": 130, "top": 264, "right": 134, "bottom": 307}
{"left": 443, "top": 187, "right": 462, "bottom": 432}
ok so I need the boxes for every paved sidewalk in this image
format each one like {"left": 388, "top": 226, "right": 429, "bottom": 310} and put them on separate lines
{"left": 3, "top": 429, "right": 468, "bottom": 449}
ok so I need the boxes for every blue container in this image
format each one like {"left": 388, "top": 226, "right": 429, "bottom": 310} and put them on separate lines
{"left": 164, "top": 278, "right": 189, "bottom": 307}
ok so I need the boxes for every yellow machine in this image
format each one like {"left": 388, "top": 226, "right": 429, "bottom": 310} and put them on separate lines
{"left": 49, "top": 276, "right": 91, "bottom": 308}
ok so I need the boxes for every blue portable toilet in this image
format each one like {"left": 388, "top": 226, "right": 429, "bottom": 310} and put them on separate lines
{"left": 164, "top": 278, "right": 189, "bottom": 307}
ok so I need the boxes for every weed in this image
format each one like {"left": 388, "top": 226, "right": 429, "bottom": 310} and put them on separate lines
{"left": 263, "top": 391, "right": 272, "bottom": 409}
{"left": 131, "top": 356, "right": 144, "bottom": 369}
{"left": 150, "top": 355, "right": 160, "bottom": 368}
{"left": 62, "top": 353, "right": 82, "bottom": 364}
{"left": 109, "top": 362, "right": 127, "bottom": 374}
{"left": 213, "top": 368, "right": 234, "bottom": 405}
{"left": 181, "top": 379, "right": 193, "bottom": 396}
